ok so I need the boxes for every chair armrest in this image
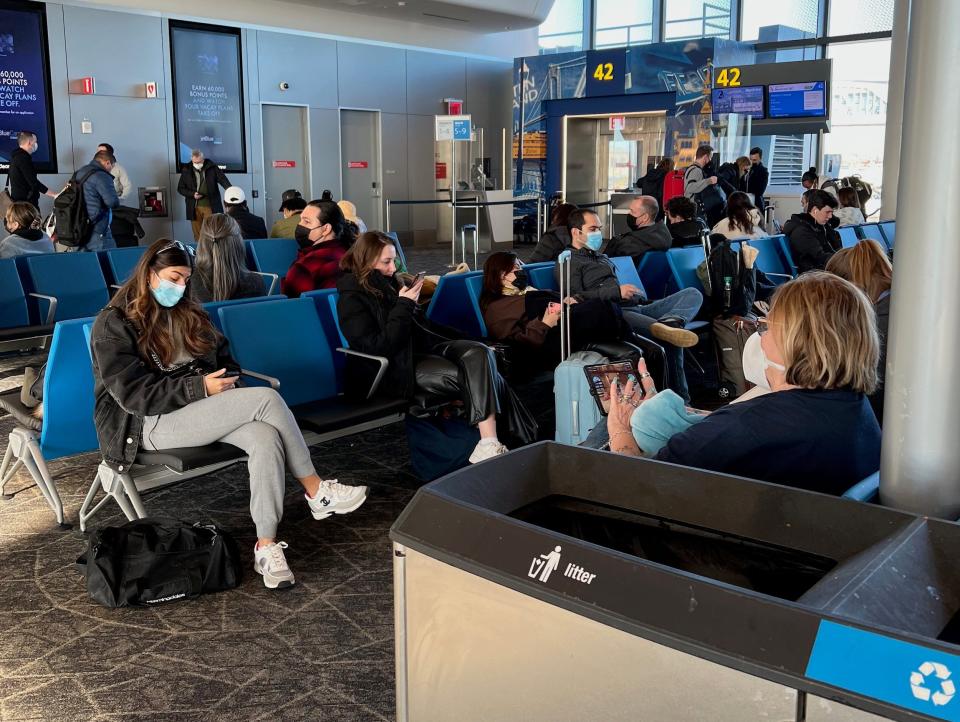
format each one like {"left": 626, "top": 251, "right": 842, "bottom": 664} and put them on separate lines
{"left": 28, "top": 293, "right": 58, "bottom": 325}
{"left": 252, "top": 271, "right": 279, "bottom": 296}
{"left": 336, "top": 348, "right": 389, "bottom": 400}
{"left": 764, "top": 272, "right": 794, "bottom": 281}
{"left": 239, "top": 369, "right": 280, "bottom": 390}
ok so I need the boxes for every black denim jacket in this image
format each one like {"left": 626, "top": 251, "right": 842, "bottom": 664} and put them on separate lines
{"left": 89, "top": 305, "right": 239, "bottom": 469}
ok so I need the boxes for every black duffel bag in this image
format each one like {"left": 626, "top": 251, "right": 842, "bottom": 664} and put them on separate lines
{"left": 77, "top": 518, "right": 242, "bottom": 608}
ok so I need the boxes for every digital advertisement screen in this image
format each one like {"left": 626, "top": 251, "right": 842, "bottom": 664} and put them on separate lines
{"left": 0, "top": 0, "right": 57, "bottom": 173}
{"left": 170, "top": 21, "right": 246, "bottom": 173}
{"left": 768, "top": 80, "right": 827, "bottom": 119}
{"left": 711, "top": 85, "right": 765, "bottom": 119}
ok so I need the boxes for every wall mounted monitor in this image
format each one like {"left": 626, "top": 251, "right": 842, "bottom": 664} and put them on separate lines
{"left": 169, "top": 20, "right": 246, "bottom": 173}
{"left": 711, "top": 85, "right": 765, "bottom": 120}
{"left": 767, "top": 80, "right": 827, "bottom": 119}
{"left": 0, "top": 0, "right": 58, "bottom": 173}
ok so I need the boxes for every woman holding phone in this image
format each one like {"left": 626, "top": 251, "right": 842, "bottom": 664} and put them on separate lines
{"left": 479, "top": 252, "right": 626, "bottom": 368}
{"left": 337, "top": 232, "right": 536, "bottom": 463}
{"left": 90, "top": 239, "right": 368, "bottom": 590}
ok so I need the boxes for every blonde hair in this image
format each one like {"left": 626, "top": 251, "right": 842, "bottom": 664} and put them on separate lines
{"left": 769, "top": 272, "right": 879, "bottom": 394}
{"left": 5, "top": 201, "right": 41, "bottom": 233}
{"left": 825, "top": 240, "right": 893, "bottom": 303}
{"left": 736, "top": 156, "right": 751, "bottom": 173}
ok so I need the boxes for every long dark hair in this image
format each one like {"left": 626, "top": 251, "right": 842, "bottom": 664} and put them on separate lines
{"left": 724, "top": 191, "right": 756, "bottom": 234}
{"left": 195, "top": 213, "right": 248, "bottom": 301}
{"left": 340, "top": 231, "right": 395, "bottom": 297}
{"left": 550, "top": 203, "right": 578, "bottom": 228}
{"left": 113, "top": 239, "right": 216, "bottom": 366}
{"left": 308, "top": 199, "right": 353, "bottom": 249}
{"left": 480, "top": 252, "right": 519, "bottom": 311}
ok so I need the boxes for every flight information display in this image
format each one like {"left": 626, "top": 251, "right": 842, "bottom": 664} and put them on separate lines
{"left": 711, "top": 85, "right": 764, "bottom": 119}
{"left": 768, "top": 81, "right": 827, "bottom": 119}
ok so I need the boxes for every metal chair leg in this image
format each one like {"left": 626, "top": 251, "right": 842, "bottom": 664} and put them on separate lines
{"left": 0, "top": 443, "right": 21, "bottom": 499}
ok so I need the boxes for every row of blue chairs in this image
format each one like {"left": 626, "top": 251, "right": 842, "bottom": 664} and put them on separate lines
{"left": 0, "top": 233, "right": 409, "bottom": 339}
{"left": 0, "top": 290, "right": 404, "bottom": 530}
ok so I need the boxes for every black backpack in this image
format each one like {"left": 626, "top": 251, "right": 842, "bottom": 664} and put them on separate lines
{"left": 703, "top": 234, "right": 746, "bottom": 317}
{"left": 77, "top": 518, "right": 242, "bottom": 608}
{"left": 50, "top": 166, "right": 106, "bottom": 248}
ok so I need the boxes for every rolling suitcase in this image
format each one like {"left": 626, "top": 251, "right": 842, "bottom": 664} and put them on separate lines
{"left": 554, "top": 251, "right": 606, "bottom": 445}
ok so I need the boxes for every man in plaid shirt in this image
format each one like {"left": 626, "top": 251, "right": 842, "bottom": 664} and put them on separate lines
{"left": 281, "top": 200, "right": 352, "bottom": 297}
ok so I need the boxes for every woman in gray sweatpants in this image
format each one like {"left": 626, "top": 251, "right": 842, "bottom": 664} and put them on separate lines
{"left": 90, "top": 238, "right": 368, "bottom": 590}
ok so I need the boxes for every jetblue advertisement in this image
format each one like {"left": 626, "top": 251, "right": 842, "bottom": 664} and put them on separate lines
{"left": 0, "top": 0, "right": 56, "bottom": 173}
{"left": 170, "top": 22, "right": 246, "bottom": 172}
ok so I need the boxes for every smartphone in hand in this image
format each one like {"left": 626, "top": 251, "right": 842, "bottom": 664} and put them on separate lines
{"left": 403, "top": 271, "right": 426, "bottom": 288}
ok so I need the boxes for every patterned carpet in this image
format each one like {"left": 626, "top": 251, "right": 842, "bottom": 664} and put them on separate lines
{"left": 0, "top": 346, "right": 421, "bottom": 722}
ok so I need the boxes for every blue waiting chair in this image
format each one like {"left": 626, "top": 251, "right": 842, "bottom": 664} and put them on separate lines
{"left": 879, "top": 221, "right": 895, "bottom": 250}
{"left": 76, "top": 321, "right": 248, "bottom": 532}
{"left": 0, "top": 318, "right": 100, "bottom": 526}
{"left": 202, "top": 296, "right": 287, "bottom": 333}
{"left": 0, "top": 259, "right": 55, "bottom": 342}
{"left": 856, "top": 223, "right": 887, "bottom": 249}
{"left": 384, "top": 232, "right": 408, "bottom": 272}
{"left": 837, "top": 226, "right": 860, "bottom": 249}
{"left": 248, "top": 238, "right": 299, "bottom": 292}
{"left": 20, "top": 253, "right": 110, "bottom": 322}
{"left": 426, "top": 271, "right": 486, "bottom": 339}
{"left": 745, "top": 236, "right": 794, "bottom": 284}
{"left": 776, "top": 236, "right": 799, "bottom": 276}
{"left": 219, "top": 298, "right": 406, "bottom": 437}
{"left": 527, "top": 264, "right": 558, "bottom": 291}
{"left": 637, "top": 251, "right": 673, "bottom": 300}
{"left": 103, "top": 247, "right": 147, "bottom": 287}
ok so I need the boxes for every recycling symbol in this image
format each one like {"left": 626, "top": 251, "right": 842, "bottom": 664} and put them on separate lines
{"left": 910, "top": 661, "right": 956, "bottom": 707}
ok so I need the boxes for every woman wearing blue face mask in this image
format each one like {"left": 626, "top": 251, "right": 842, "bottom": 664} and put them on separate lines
{"left": 90, "top": 238, "right": 368, "bottom": 590}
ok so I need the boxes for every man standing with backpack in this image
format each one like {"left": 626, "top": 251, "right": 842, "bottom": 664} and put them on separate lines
{"left": 75, "top": 150, "right": 120, "bottom": 252}
{"left": 684, "top": 145, "right": 725, "bottom": 226}
{"left": 50, "top": 150, "right": 120, "bottom": 252}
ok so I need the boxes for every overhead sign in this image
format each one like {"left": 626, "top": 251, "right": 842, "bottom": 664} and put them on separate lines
{"left": 435, "top": 114, "right": 472, "bottom": 142}
{"left": 272, "top": 160, "right": 295, "bottom": 168}
{"left": 0, "top": 0, "right": 58, "bottom": 173}
{"left": 347, "top": 161, "right": 368, "bottom": 169}
{"left": 585, "top": 48, "right": 626, "bottom": 98}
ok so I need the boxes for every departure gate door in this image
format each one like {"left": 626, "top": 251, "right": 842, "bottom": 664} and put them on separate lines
{"left": 262, "top": 105, "right": 310, "bottom": 226}
{"left": 339, "top": 110, "right": 382, "bottom": 229}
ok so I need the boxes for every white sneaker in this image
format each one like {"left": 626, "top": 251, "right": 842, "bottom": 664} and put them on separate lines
{"left": 254, "top": 541, "right": 295, "bottom": 589}
{"left": 468, "top": 440, "right": 509, "bottom": 464}
{"left": 306, "top": 479, "right": 369, "bottom": 520}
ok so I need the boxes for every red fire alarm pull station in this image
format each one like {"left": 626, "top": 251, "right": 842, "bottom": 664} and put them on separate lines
{"left": 81, "top": 77, "right": 96, "bottom": 94}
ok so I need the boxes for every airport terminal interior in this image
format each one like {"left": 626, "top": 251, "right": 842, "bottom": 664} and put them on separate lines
{"left": 2, "top": 0, "right": 959, "bottom": 720}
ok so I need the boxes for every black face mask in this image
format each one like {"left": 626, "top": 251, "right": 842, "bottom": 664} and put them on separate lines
{"left": 294, "top": 224, "right": 313, "bottom": 248}
{"left": 511, "top": 269, "right": 529, "bottom": 290}
{"left": 626, "top": 215, "right": 639, "bottom": 231}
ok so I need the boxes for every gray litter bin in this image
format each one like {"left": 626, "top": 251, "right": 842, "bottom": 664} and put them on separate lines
{"left": 391, "top": 442, "right": 960, "bottom": 722}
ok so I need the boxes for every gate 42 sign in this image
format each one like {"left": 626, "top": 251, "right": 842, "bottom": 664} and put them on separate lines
{"left": 713, "top": 67, "right": 742, "bottom": 88}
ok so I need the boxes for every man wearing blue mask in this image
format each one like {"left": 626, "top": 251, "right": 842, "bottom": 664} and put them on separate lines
{"left": 556, "top": 208, "right": 703, "bottom": 401}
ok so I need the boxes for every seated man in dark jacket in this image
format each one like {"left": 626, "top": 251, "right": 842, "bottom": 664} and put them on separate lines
{"left": 556, "top": 208, "right": 703, "bottom": 402}
{"left": 604, "top": 196, "right": 672, "bottom": 264}
{"left": 223, "top": 186, "right": 269, "bottom": 239}
{"left": 783, "top": 189, "right": 841, "bottom": 274}
{"left": 664, "top": 196, "right": 707, "bottom": 248}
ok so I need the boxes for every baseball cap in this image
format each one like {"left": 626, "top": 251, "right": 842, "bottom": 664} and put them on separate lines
{"left": 224, "top": 186, "right": 246, "bottom": 204}
{"left": 278, "top": 189, "right": 303, "bottom": 212}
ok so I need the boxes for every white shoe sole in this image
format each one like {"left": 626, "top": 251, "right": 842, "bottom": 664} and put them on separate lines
{"left": 468, "top": 448, "right": 508, "bottom": 464}
{"left": 255, "top": 567, "right": 295, "bottom": 590}
{"left": 309, "top": 491, "right": 368, "bottom": 521}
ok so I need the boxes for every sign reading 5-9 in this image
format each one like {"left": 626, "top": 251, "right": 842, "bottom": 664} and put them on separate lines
{"left": 714, "top": 67, "right": 742, "bottom": 88}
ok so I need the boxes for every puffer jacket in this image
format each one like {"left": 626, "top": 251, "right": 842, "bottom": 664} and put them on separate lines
{"left": 783, "top": 213, "right": 841, "bottom": 273}
{"left": 90, "top": 305, "right": 239, "bottom": 469}
{"left": 528, "top": 225, "right": 571, "bottom": 263}
{"left": 76, "top": 162, "right": 120, "bottom": 241}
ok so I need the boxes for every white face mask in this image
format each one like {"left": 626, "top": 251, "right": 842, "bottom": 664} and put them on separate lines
{"left": 743, "top": 331, "right": 785, "bottom": 389}
{"left": 192, "top": 161, "right": 203, "bottom": 170}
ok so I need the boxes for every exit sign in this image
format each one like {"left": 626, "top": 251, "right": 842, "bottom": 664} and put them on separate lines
{"left": 609, "top": 116, "right": 626, "bottom": 131}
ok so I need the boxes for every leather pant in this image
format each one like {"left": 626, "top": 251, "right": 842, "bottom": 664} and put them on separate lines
{"left": 414, "top": 340, "right": 536, "bottom": 444}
